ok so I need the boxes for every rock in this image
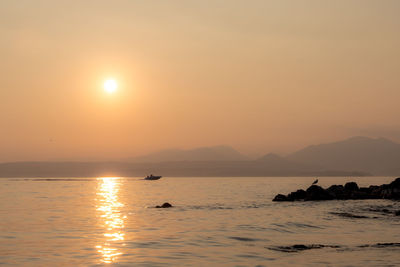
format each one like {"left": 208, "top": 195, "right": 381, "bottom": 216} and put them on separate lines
{"left": 287, "top": 189, "right": 307, "bottom": 200}
{"left": 389, "top": 177, "right": 400, "bottom": 188}
{"left": 380, "top": 183, "right": 400, "bottom": 199}
{"left": 305, "top": 185, "right": 333, "bottom": 201}
{"left": 344, "top": 182, "right": 359, "bottom": 192}
{"left": 395, "top": 210, "right": 400, "bottom": 216}
{"left": 387, "top": 178, "right": 400, "bottom": 199}
{"left": 358, "top": 186, "right": 380, "bottom": 199}
{"left": 369, "top": 185, "right": 382, "bottom": 198}
{"left": 326, "top": 185, "right": 345, "bottom": 199}
{"left": 380, "top": 187, "right": 391, "bottom": 198}
{"left": 273, "top": 194, "right": 289, "bottom": 202}
{"left": 155, "top": 202, "right": 173, "bottom": 208}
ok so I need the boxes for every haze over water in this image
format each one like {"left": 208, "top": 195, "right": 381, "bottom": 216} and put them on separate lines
{"left": 1, "top": 1, "right": 400, "bottom": 266}
{"left": 1, "top": 177, "right": 399, "bottom": 266}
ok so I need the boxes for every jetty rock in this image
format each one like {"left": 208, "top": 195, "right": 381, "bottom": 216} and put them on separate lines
{"left": 273, "top": 177, "right": 400, "bottom": 201}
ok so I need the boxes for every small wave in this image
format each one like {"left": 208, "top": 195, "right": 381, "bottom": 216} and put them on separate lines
{"left": 187, "top": 205, "right": 234, "bottom": 210}
{"left": 51, "top": 235, "right": 84, "bottom": 239}
{"left": 235, "top": 253, "right": 267, "bottom": 259}
{"left": 329, "top": 212, "right": 370, "bottom": 219}
{"left": 286, "top": 222, "right": 323, "bottom": 229}
{"left": 184, "top": 202, "right": 272, "bottom": 211}
{"left": 30, "top": 178, "right": 96, "bottom": 182}
{"left": 229, "top": 236, "right": 261, "bottom": 242}
{"left": 125, "top": 241, "right": 177, "bottom": 249}
{"left": 209, "top": 206, "right": 233, "bottom": 210}
{"left": 1, "top": 236, "right": 16, "bottom": 239}
{"left": 358, "top": 242, "right": 400, "bottom": 248}
{"left": 361, "top": 204, "right": 400, "bottom": 216}
{"left": 268, "top": 224, "right": 295, "bottom": 233}
{"left": 236, "top": 224, "right": 269, "bottom": 231}
{"left": 269, "top": 242, "right": 400, "bottom": 253}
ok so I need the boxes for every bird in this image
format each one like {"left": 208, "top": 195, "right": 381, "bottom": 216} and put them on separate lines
{"left": 312, "top": 178, "right": 318, "bottom": 185}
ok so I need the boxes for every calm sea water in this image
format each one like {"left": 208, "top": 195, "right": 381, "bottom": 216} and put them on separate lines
{"left": 0, "top": 177, "right": 399, "bottom": 266}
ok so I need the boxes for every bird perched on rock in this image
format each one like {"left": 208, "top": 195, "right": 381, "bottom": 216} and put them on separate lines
{"left": 312, "top": 179, "right": 318, "bottom": 185}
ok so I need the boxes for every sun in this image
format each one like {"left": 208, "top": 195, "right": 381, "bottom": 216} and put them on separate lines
{"left": 104, "top": 79, "right": 118, "bottom": 94}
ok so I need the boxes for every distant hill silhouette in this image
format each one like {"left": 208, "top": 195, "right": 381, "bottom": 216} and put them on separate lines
{"left": 2, "top": 136, "right": 400, "bottom": 177}
{"left": 256, "top": 153, "right": 283, "bottom": 162}
{"left": 130, "top": 145, "right": 249, "bottom": 162}
{"left": 286, "top": 136, "right": 400, "bottom": 175}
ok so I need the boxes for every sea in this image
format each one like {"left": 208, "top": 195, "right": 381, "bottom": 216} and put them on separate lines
{"left": 0, "top": 176, "right": 399, "bottom": 266}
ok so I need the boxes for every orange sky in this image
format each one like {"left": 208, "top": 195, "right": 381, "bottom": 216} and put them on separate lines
{"left": 1, "top": 1, "right": 400, "bottom": 161}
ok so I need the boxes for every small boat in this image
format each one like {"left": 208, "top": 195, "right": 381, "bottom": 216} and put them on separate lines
{"left": 144, "top": 174, "right": 162, "bottom": 180}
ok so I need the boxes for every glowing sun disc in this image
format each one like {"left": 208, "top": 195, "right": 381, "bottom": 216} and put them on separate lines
{"left": 104, "top": 79, "right": 118, "bottom": 93}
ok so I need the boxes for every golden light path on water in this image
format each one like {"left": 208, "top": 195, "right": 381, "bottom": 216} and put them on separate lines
{"left": 96, "top": 177, "right": 127, "bottom": 263}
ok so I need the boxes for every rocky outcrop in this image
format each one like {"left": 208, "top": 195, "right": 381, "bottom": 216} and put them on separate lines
{"left": 305, "top": 185, "right": 333, "bottom": 200}
{"left": 273, "top": 177, "right": 400, "bottom": 201}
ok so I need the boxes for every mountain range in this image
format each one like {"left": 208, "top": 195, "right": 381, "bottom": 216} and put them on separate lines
{"left": 287, "top": 136, "right": 400, "bottom": 175}
{"left": 0, "top": 136, "right": 399, "bottom": 177}
{"left": 129, "top": 145, "right": 249, "bottom": 162}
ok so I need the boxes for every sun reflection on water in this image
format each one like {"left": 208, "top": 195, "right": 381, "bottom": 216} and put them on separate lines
{"left": 96, "top": 177, "right": 126, "bottom": 263}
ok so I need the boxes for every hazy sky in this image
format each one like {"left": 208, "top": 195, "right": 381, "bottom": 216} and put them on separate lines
{"left": 1, "top": 0, "right": 400, "bottom": 161}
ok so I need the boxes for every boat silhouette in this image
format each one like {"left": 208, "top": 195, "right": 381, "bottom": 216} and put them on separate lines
{"left": 144, "top": 174, "right": 162, "bottom": 180}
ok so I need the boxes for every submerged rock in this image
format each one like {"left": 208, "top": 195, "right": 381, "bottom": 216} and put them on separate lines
{"left": 273, "top": 177, "right": 400, "bottom": 201}
{"left": 268, "top": 244, "right": 340, "bottom": 253}
{"left": 155, "top": 202, "right": 173, "bottom": 208}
